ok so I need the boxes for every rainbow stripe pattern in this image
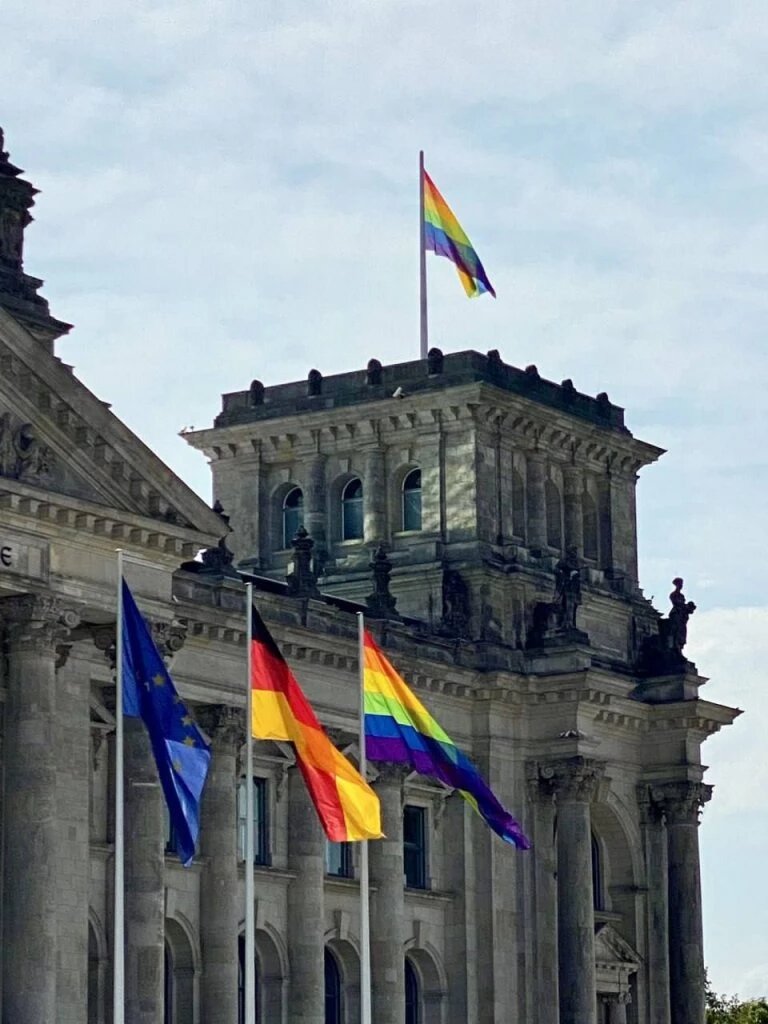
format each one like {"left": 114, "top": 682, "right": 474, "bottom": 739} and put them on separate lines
{"left": 363, "top": 630, "right": 529, "bottom": 848}
{"left": 423, "top": 169, "right": 496, "bottom": 298}
{"left": 250, "top": 607, "right": 382, "bottom": 842}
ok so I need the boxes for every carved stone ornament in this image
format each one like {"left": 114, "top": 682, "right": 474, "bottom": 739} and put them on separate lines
{"left": 196, "top": 704, "right": 244, "bottom": 751}
{"left": 539, "top": 756, "right": 605, "bottom": 803}
{"left": 0, "top": 593, "right": 79, "bottom": 652}
{"left": 650, "top": 780, "right": 712, "bottom": 826}
{"left": 286, "top": 526, "right": 320, "bottom": 599}
{"left": 0, "top": 410, "right": 54, "bottom": 482}
{"left": 366, "top": 544, "right": 399, "bottom": 620}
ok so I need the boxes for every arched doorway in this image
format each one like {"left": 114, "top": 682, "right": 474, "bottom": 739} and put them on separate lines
{"left": 164, "top": 918, "right": 196, "bottom": 1023}
{"left": 324, "top": 947, "right": 343, "bottom": 1024}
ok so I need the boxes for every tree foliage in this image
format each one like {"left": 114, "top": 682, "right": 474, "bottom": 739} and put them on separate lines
{"left": 706, "top": 977, "right": 768, "bottom": 1023}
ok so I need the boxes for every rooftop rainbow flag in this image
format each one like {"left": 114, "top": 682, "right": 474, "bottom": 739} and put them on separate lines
{"left": 422, "top": 167, "right": 496, "bottom": 299}
{"left": 363, "top": 629, "right": 529, "bottom": 849}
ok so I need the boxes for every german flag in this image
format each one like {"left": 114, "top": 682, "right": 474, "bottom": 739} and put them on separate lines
{"left": 250, "top": 607, "right": 382, "bottom": 842}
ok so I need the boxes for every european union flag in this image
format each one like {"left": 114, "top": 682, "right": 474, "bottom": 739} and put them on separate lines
{"left": 121, "top": 580, "right": 211, "bottom": 866}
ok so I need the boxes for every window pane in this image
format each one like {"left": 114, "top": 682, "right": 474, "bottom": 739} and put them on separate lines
{"left": 405, "top": 959, "right": 420, "bottom": 1024}
{"left": 326, "top": 841, "right": 352, "bottom": 878}
{"left": 237, "top": 777, "right": 270, "bottom": 865}
{"left": 283, "top": 488, "right": 304, "bottom": 548}
{"left": 324, "top": 949, "right": 342, "bottom": 1024}
{"left": 342, "top": 478, "right": 363, "bottom": 540}
{"left": 403, "top": 805, "right": 427, "bottom": 889}
{"left": 402, "top": 470, "right": 422, "bottom": 532}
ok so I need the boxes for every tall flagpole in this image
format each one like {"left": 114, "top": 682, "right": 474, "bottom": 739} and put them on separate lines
{"left": 244, "top": 583, "right": 256, "bottom": 1024}
{"left": 419, "top": 149, "right": 428, "bottom": 360}
{"left": 357, "top": 611, "right": 372, "bottom": 1024}
{"left": 113, "top": 549, "right": 125, "bottom": 1024}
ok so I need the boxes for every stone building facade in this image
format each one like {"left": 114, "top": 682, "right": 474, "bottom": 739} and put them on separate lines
{"left": 0, "top": 130, "right": 739, "bottom": 1024}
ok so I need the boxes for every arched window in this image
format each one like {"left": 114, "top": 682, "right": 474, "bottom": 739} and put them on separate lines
{"left": 164, "top": 943, "right": 173, "bottom": 1024}
{"left": 282, "top": 487, "right": 304, "bottom": 548}
{"left": 545, "top": 479, "right": 562, "bottom": 551}
{"left": 341, "top": 478, "right": 363, "bottom": 540}
{"left": 238, "top": 935, "right": 261, "bottom": 1024}
{"left": 402, "top": 469, "right": 422, "bottom": 532}
{"left": 592, "top": 832, "right": 604, "bottom": 911}
{"left": 405, "top": 958, "right": 421, "bottom": 1024}
{"left": 582, "top": 491, "right": 598, "bottom": 561}
{"left": 324, "top": 948, "right": 343, "bottom": 1024}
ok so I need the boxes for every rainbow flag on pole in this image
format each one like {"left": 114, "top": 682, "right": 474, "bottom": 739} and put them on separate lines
{"left": 362, "top": 630, "right": 528, "bottom": 848}
{"left": 250, "top": 608, "right": 382, "bottom": 842}
{"left": 423, "top": 169, "right": 496, "bottom": 299}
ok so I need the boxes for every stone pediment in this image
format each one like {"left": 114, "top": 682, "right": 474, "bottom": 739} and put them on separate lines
{"left": 0, "top": 306, "right": 223, "bottom": 543}
{"left": 594, "top": 922, "right": 641, "bottom": 968}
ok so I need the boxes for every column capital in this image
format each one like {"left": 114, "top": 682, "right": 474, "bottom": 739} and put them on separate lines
{"left": 652, "top": 780, "right": 712, "bottom": 825}
{"left": 197, "top": 704, "right": 244, "bottom": 752}
{"left": 0, "top": 593, "right": 79, "bottom": 652}
{"left": 540, "top": 755, "right": 605, "bottom": 803}
{"left": 373, "top": 762, "right": 411, "bottom": 787}
{"left": 636, "top": 783, "right": 665, "bottom": 826}
{"left": 526, "top": 759, "right": 557, "bottom": 804}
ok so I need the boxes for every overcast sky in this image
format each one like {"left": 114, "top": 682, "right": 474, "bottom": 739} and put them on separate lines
{"left": 2, "top": 0, "right": 766, "bottom": 999}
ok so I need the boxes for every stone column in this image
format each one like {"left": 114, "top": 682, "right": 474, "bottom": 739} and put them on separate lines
{"left": 370, "top": 766, "right": 407, "bottom": 1024}
{"left": 287, "top": 767, "right": 326, "bottom": 1024}
{"left": 550, "top": 756, "right": 604, "bottom": 1024}
{"left": 606, "top": 992, "right": 630, "bottom": 1024}
{"left": 305, "top": 452, "right": 328, "bottom": 569}
{"left": 525, "top": 452, "right": 547, "bottom": 552}
{"left": 199, "top": 705, "right": 243, "bottom": 1024}
{"left": 526, "top": 763, "right": 559, "bottom": 1024}
{"left": 0, "top": 594, "right": 77, "bottom": 1024}
{"left": 656, "top": 781, "right": 711, "bottom": 1024}
{"left": 563, "top": 465, "right": 584, "bottom": 556}
{"left": 364, "top": 445, "right": 387, "bottom": 543}
{"left": 638, "top": 786, "right": 671, "bottom": 1024}
{"left": 125, "top": 717, "right": 165, "bottom": 1024}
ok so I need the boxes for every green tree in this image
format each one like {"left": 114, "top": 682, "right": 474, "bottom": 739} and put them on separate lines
{"left": 706, "top": 976, "right": 768, "bottom": 1023}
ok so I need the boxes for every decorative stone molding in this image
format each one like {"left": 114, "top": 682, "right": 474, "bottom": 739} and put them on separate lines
{"left": 0, "top": 410, "right": 54, "bottom": 482}
{"left": 525, "top": 759, "right": 557, "bottom": 804}
{"left": 636, "top": 783, "right": 665, "bottom": 826}
{"left": 539, "top": 755, "right": 605, "bottom": 803}
{"left": 196, "top": 704, "right": 244, "bottom": 752}
{"left": 0, "top": 593, "right": 79, "bottom": 653}
{"left": 372, "top": 762, "right": 411, "bottom": 787}
{"left": 651, "top": 780, "right": 712, "bottom": 826}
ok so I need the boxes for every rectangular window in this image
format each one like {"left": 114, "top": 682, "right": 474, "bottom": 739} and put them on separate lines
{"left": 237, "top": 777, "right": 270, "bottom": 865}
{"left": 403, "top": 804, "right": 427, "bottom": 889}
{"left": 326, "top": 841, "right": 353, "bottom": 878}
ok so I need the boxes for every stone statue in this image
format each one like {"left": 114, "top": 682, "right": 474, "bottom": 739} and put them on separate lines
{"left": 553, "top": 545, "right": 582, "bottom": 631}
{"left": 286, "top": 526, "right": 320, "bottom": 598}
{"left": 366, "top": 544, "right": 399, "bottom": 619}
{"left": 440, "top": 569, "right": 471, "bottom": 638}
{"left": 668, "top": 577, "right": 696, "bottom": 654}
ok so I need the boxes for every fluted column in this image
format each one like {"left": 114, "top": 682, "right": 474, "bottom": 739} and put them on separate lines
{"left": 526, "top": 763, "right": 559, "bottom": 1024}
{"left": 563, "top": 465, "right": 584, "bottom": 556}
{"left": 656, "top": 781, "right": 711, "bottom": 1024}
{"left": 370, "top": 766, "right": 407, "bottom": 1024}
{"left": 305, "top": 452, "right": 328, "bottom": 567}
{"left": 525, "top": 452, "right": 547, "bottom": 552}
{"left": 0, "top": 594, "right": 78, "bottom": 1024}
{"left": 287, "top": 767, "right": 326, "bottom": 1024}
{"left": 364, "top": 445, "right": 387, "bottom": 543}
{"left": 638, "top": 785, "right": 671, "bottom": 1024}
{"left": 199, "top": 706, "right": 243, "bottom": 1024}
{"left": 125, "top": 716, "right": 165, "bottom": 1024}
{"left": 550, "top": 756, "right": 604, "bottom": 1024}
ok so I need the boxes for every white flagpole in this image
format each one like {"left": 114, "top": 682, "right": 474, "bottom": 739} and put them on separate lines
{"left": 419, "top": 149, "right": 429, "bottom": 360}
{"left": 244, "top": 583, "right": 256, "bottom": 1024}
{"left": 113, "top": 549, "right": 125, "bottom": 1024}
{"left": 357, "top": 611, "right": 372, "bottom": 1024}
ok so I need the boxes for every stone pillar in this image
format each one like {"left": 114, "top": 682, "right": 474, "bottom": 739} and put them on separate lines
{"left": 287, "top": 767, "right": 326, "bottom": 1024}
{"left": 606, "top": 992, "right": 630, "bottom": 1024}
{"left": 305, "top": 452, "right": 328, "bottom": 568}
{"left": 370, "top": 766, "right": 407, "bottom": 1024}
{"left": 550, "top": 757, "right": 604, "bottom": 1024}
{"left": 199, "top": 706, "right": 243, "bottom": 1024}
{"left": 526, "top": 764, "right": 559, "bottom": 1024}
{"left": 0, "top": 594, "right": 77, "bottom": 1024}
{"left": 656, "top": 781, "right": 711, "bottom": 1024}
{"left": 563, "top": 465, "right": 584, "bottom": 556}
{"left": 125, "top": 717, "right": 165, "bottom": 1024}
{"left": 525, "top": 452, "right": 547, "bottom": 552}
{"left": 638, "top": 786, "right": 671, "bottom": 1024}
{"left": 364, "top": 445, "right": 387, "bottom": 543}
